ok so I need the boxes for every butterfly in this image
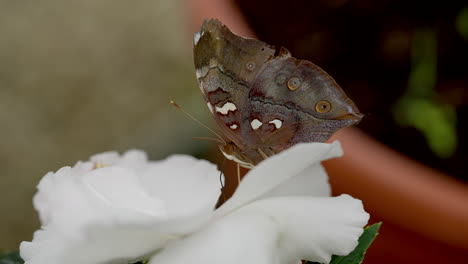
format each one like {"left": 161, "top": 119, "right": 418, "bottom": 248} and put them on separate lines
{"left": 193, "top": 19, "right": 362, "bottom": 169}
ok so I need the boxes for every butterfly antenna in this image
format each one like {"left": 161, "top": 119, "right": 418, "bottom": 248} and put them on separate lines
{"left": 215, "top": 157, "right": 227, "bottom": 209}
{"left": 170, "top": 100, "right": 226, "bottom": 145}
{"left": 192, "top": 137, "right": 225, "bottom": 144}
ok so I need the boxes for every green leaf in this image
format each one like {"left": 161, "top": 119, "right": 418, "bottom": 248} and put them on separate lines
{"left": 0, "top": 252, "right": 24, "bottom": 264}
{"left": 132, "top": 261, "right": 149, "bottom": 264}
{"left": 306, "top": 222, "right": 381, "bottom": 264}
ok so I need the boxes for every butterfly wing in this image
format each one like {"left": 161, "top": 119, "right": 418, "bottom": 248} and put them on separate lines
{"left": 193, "top": 19, "right": 281, "bottom": 150}
{"left": 194, "top": 19, "right": 362, "bottom": 166}
{"left": 247, "top": 56, "right": 363, "bottom": 157}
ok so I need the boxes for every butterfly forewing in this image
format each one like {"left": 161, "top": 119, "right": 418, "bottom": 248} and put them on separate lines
{"left": 193, "top": 19, "right": 276, "bottom": 151}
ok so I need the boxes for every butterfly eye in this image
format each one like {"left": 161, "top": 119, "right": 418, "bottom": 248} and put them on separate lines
{"left": 315, "top": 100, "right": 331, "bottom": 113}
{"left": 287, "top": 77, "right": 301, "bottom": 90}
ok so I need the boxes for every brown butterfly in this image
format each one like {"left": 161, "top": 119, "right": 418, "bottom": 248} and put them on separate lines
{"left": 193, "top": 19, "right": 362, "bottom": 169}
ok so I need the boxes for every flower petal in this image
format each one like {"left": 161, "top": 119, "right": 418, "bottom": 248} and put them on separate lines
{"left": 261, "top": 161, "right": 331, "bottom": 199}
{"left": 141, "top": 155, "right": 221, "bottom": 218}
{"left": 89, "top": 149, "right": 148, "bottom": 172}
{"left": 241, "top": 194, "right": 369, "bottom": 263}
{"left": 20, "top": 152, "right": 222, "bottom": 264}
{"left": 20, "top": 224, "right": 171, "bottom": 264}
{"left": 217, "top": 141, "right": 342, "bottom": 216}
{"left": 20, "top": 166, "right": 168, "bottom": 264}
{"left": 148, "top": 211, "right": 281, "bottom": 264}
{"left": 83, "top": 167, "right": 167, "bottom": 220}
{"left": 149, "top": 194, "right": 367, "bottom": 264}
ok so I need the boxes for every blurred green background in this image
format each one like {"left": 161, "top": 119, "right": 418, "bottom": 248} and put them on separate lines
{"left": 0, "top": 0, "right": 215, "bottom": 250}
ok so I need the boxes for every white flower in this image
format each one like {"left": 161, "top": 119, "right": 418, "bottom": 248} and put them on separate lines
{"left": 20, "top": 141, "right": 369, "bottom": 264}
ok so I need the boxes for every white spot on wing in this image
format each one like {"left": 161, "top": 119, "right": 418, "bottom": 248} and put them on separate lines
{"left": 196, "top": 66, "right": 209, "bottom": 79}
{"left": 215, "top": 102, "right": 237, "bottom": 115}
{"left": 269, "top": 119, "right": 282, "bottom": 129}
{"left": 229, "top": 124, "right": 238, "bottom": 130}
{"left": 194, "top": 32, "right": 201, "bottom": 45}
{"left": 251, "top": 119, "right": 263, "bottom": 130}
{"left": 194, "top": 31, "right": 204, "bottom": 45}
{"left": 207, "top": 103, "right": 214, "bottom": 113}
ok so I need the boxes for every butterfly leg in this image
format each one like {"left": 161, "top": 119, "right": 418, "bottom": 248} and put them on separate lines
{"left": 237, "top": 162, "right": 241, "bottom": 184}
{"left": 257, "top": 148, "right": 269, "bottom": 160}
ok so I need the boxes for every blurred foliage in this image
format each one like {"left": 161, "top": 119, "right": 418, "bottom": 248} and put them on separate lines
{"left": 0, "top": 252, "right": 23, "bottom": 264}
{"left": 393, "top": 29, "right": 457, "bottom": 158}
{"left": 456, "top": 6, "right": 468, "bottom": 40}
{"left": 393, "top": 97, "right": 457, "bottom": 158}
